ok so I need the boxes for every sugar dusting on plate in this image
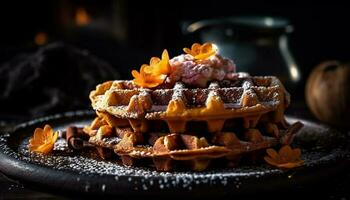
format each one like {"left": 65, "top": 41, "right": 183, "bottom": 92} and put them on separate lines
{"left": 0, "top": 111, "right": 348, "bottom": 194}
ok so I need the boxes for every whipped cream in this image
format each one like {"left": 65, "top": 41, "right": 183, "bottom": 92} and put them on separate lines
{"left": 167, "top": 54, "right": 236, "bottom": 87}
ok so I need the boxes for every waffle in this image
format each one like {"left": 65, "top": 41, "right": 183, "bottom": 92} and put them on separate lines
{"left": 84, "top": 72, "right": 302, "bottom": 171}
{"left": 85, "top": 117, "right": 302, "bottom": 171}
{"left": 89, "top": 73, "right": 290, "bottom": 133}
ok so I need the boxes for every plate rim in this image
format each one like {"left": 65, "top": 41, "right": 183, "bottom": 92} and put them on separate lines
{"left": 0, "top": 110, "right": 349, "bottom": 196}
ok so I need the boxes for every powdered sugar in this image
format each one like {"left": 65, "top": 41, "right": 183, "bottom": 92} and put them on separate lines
{"left": 168, "top": 54, "right": 236, "bottom": 87}
{"left": 0, "top": 111, "right": 348, "bottom": 195}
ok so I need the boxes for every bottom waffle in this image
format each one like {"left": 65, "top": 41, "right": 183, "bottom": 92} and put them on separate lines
{"left": 85, "top": 120, "right": 303, "bottom": 171}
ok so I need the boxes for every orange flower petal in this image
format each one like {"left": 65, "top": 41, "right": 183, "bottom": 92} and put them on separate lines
{"left": 36, "top": 143, "right": 54, "bottom": 154}
{"left": 131, "top": 70, "right": 141, "bottom": 79}
{"left": 264, "top": 156, "right": 279, "bottom": 166}
{"left": 277, "top": 160, "right": 304, "bottom": 169}
{"left": 33, "top": 128, "right": 44, "bottom": 142}
{"left": 29, "top": 140, "right": 41, "bottom": 150}
{"left": 192, "top": 43, "right": 201, "bottom": 53}
{"left": 150, "top": 57, "right": 160, "bottom": 66}
{"left": 44, "top": 131, "right": 53, "bottom": 143}
{"left": 150, "top": 74, "right": 167, "bottom": 83}
{"left": 194, "top": 51, "right": 215, "bottom": 60}
{"left": 156, "top": 50, "right": 170, "bottom": 75}
{"left": 191, "top": 43, "right": 201, "bottom": 48}
{"left": 183, "top": 42, "right": 217, "bottom": 60}
{"left": 139, "top": 65, "right": 148, "bottom": 74}
{"left": 265, "top": 145, "right": 304, "bottom": 169}
{"left": 279, "top": 145, "right": 292, "bottom": 155}
{"left": 161, "top": 49, "right": 169, "bottom": 61}
{"left": 183, "top": 48, "right": 192, "bottom": 54}
{"left": 279, "top": 145, "right": 293, "bottom": 162}
{"left": 29, "top": 138, "right": 42, "bottom": 146}
{"left": 292, "top": 148, "right": 301, "bottom": 160}
{"left": 155, "top": 63, "right": 170, "bottom": 75}
{"left": 132, "top": 49, "right": 170, "bottom": 88}
{"left": 143, "top": 65, "right": 154, "bottom": 74}
{"left": 28, "top": 124, "right": 58, "bottom": 154}
{"left": 133, "top": 79, "right": 145, "bottom": 87}
{"left": 200, "top": 42, "right": 213, "bottom": 53}
{"left": 43, "top": 124, "right": 52, "bottom": 134}
{"left": 266, "top": 148, "right": 279, "bottom": 160}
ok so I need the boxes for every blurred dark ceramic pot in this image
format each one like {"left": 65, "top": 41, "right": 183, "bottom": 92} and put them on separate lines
{"left": 182, "top": 16, "right": 302, "bottom": 91}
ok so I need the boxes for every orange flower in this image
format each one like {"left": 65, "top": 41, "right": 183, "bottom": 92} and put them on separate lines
{"left": 28, "top": 124, "right": 58, "bottom": 154}
{"left": 132, "top": 49, "right": 171, "bottom": 88}
{"left": 183, "top": 42, "right": 217, "bottom": 60}
{"left": 264, "top": 145, "right": 304, "bottom": 169}
{"left": 149, "top": 49, "right": 171, "bottom": 75}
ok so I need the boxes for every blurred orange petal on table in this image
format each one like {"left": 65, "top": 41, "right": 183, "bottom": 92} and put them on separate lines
{"left": 264, "top": 145, "right": 304, "bottom": 169}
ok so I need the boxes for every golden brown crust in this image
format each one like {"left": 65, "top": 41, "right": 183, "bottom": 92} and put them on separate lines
{"left": 90, "top": 75, "right": 290, "bottom": 133}
{"left": 84, "top": 74, "right": 299, "bottom": 171}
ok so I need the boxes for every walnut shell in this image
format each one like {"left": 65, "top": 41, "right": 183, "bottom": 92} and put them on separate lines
{"left": 305, "top": 61, "right": 350, "bottom": 128}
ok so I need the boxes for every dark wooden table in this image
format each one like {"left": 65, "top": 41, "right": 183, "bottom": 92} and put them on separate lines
{"left": 0, "top": 103, "right": 349, "bottom": 199}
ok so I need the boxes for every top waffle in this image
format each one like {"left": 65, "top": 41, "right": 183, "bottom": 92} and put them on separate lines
{"left": 90, "top": 73, "right": 290, "bottom": 132}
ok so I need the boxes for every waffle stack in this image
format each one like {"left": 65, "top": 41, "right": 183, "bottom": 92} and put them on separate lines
{"left": 84, "top": 73, "right": 302, "bottom": 171}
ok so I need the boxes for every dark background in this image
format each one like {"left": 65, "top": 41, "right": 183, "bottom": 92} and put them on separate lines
{"left": 0, "top": 0, "right": 349, "bottom": 121}
{"left": 0, "top": 0, "right": 349, "bottom": 116}
{"left": 0, "top": 1, "right": 349, "bottom": 199}
{"left": 0, "top": 1, "right": 349, "bottom": 76}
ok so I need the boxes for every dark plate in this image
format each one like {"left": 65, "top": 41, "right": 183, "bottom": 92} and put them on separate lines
{"left": 0, "top": 111, "right": 349, "bottom": 198}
